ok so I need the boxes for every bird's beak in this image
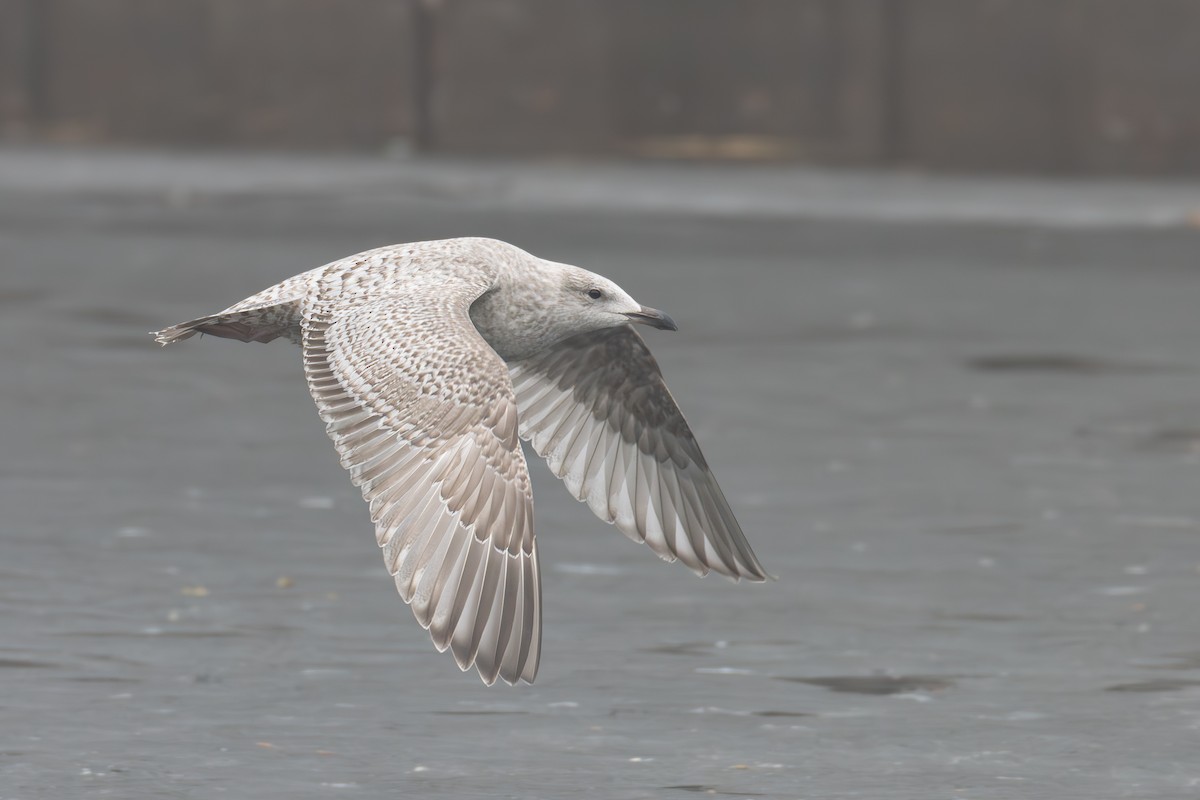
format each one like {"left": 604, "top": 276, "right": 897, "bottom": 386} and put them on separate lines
{"left": 624, "top": 306, "right": 678, "bottom": 331}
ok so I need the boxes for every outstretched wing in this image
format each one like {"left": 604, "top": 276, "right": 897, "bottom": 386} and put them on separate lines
{"left": 302, "top": 296, "right": 541, "bottom": 685}
{"left": 508, "top": 326, "right": 767, "bottom": 581}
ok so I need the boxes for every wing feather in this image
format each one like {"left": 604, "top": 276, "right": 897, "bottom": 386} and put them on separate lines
{"left": 302, "top": 299, "right": 541, "bottom": 685}
{"left": 509, "top": 326, "right": 767, "bottom": 581}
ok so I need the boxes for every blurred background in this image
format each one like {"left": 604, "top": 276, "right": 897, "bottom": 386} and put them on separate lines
{"left": 6, "top": 3, "right": 1200, "bottom": 799}
{"left": 2, "top": 0, "right": 1199, "bottom": 173}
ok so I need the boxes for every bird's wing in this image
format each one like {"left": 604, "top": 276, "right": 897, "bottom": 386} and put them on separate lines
{"left": 508, "top": 326, "right": 767, "bottom": 581}
{"left": 302, "top": 296, "right": 540, "bottom": 686}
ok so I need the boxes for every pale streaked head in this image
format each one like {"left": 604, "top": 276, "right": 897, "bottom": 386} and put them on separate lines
{"left": 559, "top": 266, "right": 677, "bottom": 334}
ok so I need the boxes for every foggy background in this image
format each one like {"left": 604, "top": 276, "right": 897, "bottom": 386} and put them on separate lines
{"left": 3, "top": 0, "right": 1200, "bottom": 173}
{"left": 4, "top": 3, "right": 1200, "bottom": 799}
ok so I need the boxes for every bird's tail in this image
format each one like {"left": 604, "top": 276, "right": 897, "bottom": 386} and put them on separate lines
{"left": 152, "top": 317, "right": 207, "bottom": 346}
{"left": 152, "top": 307, "right": 296, "bottom": 346}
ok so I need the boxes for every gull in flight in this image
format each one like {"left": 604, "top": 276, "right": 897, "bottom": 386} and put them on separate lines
{"left": 154, "top": 237, "right": 768, "bottom": 685}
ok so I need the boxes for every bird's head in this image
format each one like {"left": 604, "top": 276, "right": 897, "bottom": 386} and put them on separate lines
{"left": 559, "top": 267, "right": 677, "bottom": 334}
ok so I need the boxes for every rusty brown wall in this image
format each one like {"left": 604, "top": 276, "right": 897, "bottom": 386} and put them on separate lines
{"left": 895, "top": 0, "right": 1200, "bottom": 174}
{"left": 2, "top": 0, "right": 1199, "bottom": 174}
{"left": 0, "top": 0, "right": 34, "bottom": 138}
{"left": 426, "top": 0, "right": 888, "bottom": 161}
{"left": 4, "top": 0, "right": 415, "bottom": 148}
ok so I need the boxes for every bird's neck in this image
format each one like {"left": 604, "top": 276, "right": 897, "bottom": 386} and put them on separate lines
{"left": 468, "top": 265, "right": 562, "bottom": 362}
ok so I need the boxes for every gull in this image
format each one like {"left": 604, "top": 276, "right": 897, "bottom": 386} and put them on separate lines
{"left": 154, "top": 237, "right": 768, "bottom": 685}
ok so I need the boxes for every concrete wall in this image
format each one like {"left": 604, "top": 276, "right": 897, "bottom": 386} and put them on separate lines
{"left": 2, "top": 0, "right": 1199, "bottom": 174}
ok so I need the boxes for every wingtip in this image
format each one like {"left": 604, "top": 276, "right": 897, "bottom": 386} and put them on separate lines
{"left": 519, "top": 652, "right": 540, "bottom": 685}
{"left": 438, "top": 625, "right": 540, "bottom": 686}
{"left": 741, "top": 561, "right": 774, "bottom": 583}
{"left": 715, "top": 567, "right": 772, "bottom": 584}
{"left": 738, "top": 559, "right": 774, "bottom": 583}
{"left": 489, "top": 670, "right": 535, "bottom": 688}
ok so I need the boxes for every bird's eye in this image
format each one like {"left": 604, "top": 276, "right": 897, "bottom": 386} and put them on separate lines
{"left": 587, "top": 288, "right": 603, "bottom": 300}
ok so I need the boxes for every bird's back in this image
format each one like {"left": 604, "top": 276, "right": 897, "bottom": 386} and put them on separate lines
{"left": 154, "top": 239, "right": 520, "bottom": 347}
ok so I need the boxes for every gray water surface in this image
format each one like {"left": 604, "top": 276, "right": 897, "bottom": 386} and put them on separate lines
{"left": 4, "top": 150, "right": 1200, "bottom": 798}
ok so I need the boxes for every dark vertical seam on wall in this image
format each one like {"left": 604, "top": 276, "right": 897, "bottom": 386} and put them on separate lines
{"left": 1057, "top": 1, "right": 1084, "bottom": 174}
{"left": 411, "top": 0, "right": 433, "bottom": 151}
{"left": 878, "top": 0, "right": 905, "bottom": 166}
{"left": 825, "top": 0, "right": 846, "bottom": 145}
{"left": 24, "top": 0, "right": 48, "bottom": 126}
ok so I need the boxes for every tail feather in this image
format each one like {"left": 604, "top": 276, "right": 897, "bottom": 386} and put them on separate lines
{"left": 152, "top": 308, "right": 297, "bottom": 346}
{"left": 153, "top": 323, "right": 198, "bottom": 346}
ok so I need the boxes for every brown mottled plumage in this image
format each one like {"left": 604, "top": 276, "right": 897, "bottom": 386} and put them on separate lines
{"left": 154, "top": 237, "right": 767, "bottom": 685}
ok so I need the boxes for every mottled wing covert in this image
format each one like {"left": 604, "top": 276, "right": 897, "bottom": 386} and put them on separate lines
{"left": 302, "top": 297, "right": 541, "bottom": 685}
